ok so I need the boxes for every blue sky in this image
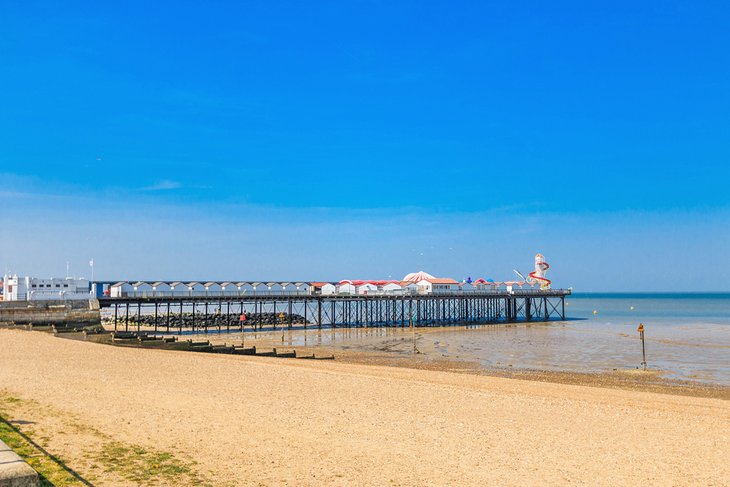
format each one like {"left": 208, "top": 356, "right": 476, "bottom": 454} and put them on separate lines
{"left": 1, "top": 1, "right": 729, "bottom": 290}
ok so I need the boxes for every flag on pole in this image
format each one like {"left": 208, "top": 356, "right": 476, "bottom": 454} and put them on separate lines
{"left": 89, "top": 259, "right": 94, "bottom": 267}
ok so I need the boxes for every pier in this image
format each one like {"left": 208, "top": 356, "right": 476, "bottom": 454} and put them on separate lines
{"left": 98, "top": 289, "right": 570, "bottom": 334}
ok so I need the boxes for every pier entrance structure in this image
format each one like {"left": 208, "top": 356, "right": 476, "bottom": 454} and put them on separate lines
{"left": 98, "top": 289, "right": 570, "bottom": 334}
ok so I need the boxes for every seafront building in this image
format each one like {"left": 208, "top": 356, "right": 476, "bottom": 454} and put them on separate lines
{"left": 1, "top": 274, "right": 90, "bottom": 301}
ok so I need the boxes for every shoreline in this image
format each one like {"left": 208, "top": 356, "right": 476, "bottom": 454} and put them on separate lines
{"left": 37, "top": 318, "right": 729, "bottom": 400}
{"left": 143, "top": 322, "right": 730, "bottom": 400}
{"left": 274, "top": 344, "right": 730, "bottom": 400}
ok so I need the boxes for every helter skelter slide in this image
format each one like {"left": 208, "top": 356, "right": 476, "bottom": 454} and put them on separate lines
{"left": 529, "top": 253, "right": 551, "bottom": 290}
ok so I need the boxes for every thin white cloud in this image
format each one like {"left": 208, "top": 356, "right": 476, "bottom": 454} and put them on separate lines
{"left": 142, "top": 180, "right": 182, "bottom": 191}
{"left": 0, "top": 190, "right": 40, "bottom": 198}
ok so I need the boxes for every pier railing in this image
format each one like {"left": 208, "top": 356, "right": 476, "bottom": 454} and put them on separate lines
{"left": 108, "top": 288, "right": 568, "bottom": 299}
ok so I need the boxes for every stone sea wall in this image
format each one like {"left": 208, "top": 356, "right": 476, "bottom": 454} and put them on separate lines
{"left": 0, "top": 299, "right": 101, "bottom": 327}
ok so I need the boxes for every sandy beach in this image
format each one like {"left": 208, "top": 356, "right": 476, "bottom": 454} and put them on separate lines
{"left": 0, "top": 328, "right": 728, "bottom": 486}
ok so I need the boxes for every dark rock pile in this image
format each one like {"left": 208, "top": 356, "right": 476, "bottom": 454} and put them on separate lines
{"left": 115, "top": 312, "right": 308, "bottom": 328}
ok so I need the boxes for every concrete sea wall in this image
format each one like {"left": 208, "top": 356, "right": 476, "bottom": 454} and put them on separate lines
{"left": 0, "top": 299, "right": 101, "bottom": 327}
{"left": 0, "top": 439, "right": 39, "bottom": 487}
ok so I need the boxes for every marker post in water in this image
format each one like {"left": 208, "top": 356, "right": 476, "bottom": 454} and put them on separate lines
{"left": 410, "top": 313, "right": 420, "bottom": 354}
{"left": 638, "top": 323, "right": 647, "bottom": 370}
{"left": 280, "top": 312, "right": 286, "bottom": 343}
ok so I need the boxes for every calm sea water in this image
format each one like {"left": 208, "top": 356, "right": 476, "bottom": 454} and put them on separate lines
{"left": 187, "top": 293, "right": 730, "bottom": 385}
{"left": 460, "top": 292, "right": 730, "bottom": 384}
{"left": 568, "top": 293, "right": 730, "bottom": 324}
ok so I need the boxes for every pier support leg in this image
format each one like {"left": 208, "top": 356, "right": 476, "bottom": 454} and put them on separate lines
{"left": 317, "top": 299, "right": 322, "bottom": 328}
{"left": 401, "top": 298, "right": 405, "bottom": 327}
{"left": 408, "top": 299, "right": 413, "bottom": 327}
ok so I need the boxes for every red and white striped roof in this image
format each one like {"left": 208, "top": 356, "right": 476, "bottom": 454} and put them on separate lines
{"left": 402, "top": 271, "right": 435, "bottom": 283}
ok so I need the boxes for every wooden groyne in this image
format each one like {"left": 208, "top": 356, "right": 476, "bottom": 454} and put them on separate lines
{"left": 94, "top": 330, "right": 334, "bottom": 359}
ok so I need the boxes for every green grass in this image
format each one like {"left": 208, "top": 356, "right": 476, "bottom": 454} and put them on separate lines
{"left": 1, "top": 392, "right": 213, "bottom": 486}
{"left": 0, "top": 417, "right": 84, "bottom": 486}
{"left": 88, "top": 441, "right": 211, "bottom": 486}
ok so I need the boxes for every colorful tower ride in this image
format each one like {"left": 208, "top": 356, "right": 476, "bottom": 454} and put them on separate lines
{"left": 529, "top": 253, "right": 551, "bottom": 290}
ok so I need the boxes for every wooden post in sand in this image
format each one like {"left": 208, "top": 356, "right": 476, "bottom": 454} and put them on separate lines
{"left": 410, "top": 313, "right": 419, "bottom": 354}
{"left": 410, "top": 314, "right": 415, "bottom": 353}
{"left": 638, "top": 323, "right": 647, "bottom": 370}
{"left": 280, "top": 312, "right": 285, "bottom": 343}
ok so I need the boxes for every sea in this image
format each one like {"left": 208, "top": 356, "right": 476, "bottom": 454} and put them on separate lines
{"left": 416, "top": 293, "right": 730, "bottom": 385}
{"left": 233, "top": 293, "right": 730, "bottom": 386}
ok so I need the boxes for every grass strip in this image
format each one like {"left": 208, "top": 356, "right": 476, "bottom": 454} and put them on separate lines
{"left": 0, "top": 416, "right": 89, "bottom": 486}
{"left": 87, "top": 441, "right": 211, "bottom": 486}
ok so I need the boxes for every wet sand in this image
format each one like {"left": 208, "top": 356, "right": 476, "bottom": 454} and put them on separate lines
{"left": 107, "top": 310, "right": 730, "bottom": 386}
{"left": 1, "top": 328, "right": 729, "bottom": 486}
{"left": 298, "top": 347, "right": 730, "bottom": 400}
{"left": 168, "top": 323, "right": 730, "bottom": 400}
